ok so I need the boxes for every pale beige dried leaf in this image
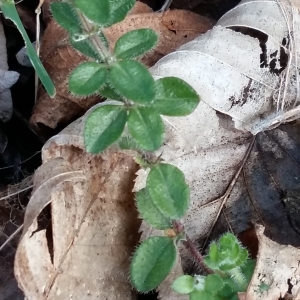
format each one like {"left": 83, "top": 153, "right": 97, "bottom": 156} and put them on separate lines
{"left": 243, "top": 225, "right": 300, "bottom": 300}
{"left": 21, "top": 158, "right": 85, "bottom": 239}
{"left": 15, "top": 110, "right": 140, "bottom": 299}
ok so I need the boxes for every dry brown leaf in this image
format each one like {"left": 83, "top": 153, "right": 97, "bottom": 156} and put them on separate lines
{"left": 30, "top": 4, "right": 213, "bottom": 130}
{"left": 240, "top": 225, "right": 300, "bottom": 300}
{"left": 15, "top": 111, "right": 140, "bottom": 299}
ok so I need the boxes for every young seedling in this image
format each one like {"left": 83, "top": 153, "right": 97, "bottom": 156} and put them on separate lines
{"left": 49, "top": 0, "right": 256, "bottom": 298}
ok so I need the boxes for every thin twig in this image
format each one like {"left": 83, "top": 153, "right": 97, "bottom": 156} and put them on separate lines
{"left": 0, "top": 185, "right": 33, "bottom": 201}
{"left": 0, "top": 225, "right": 23, "bottom": 252}
{"left": 0, "top": 151, "right": 41, "bottom": 170}
{"left": 77, "top": 12, "right": 110, "bottom": 63}
{"left": 202, "top": 136, "right": 256, "bottom": 250}
{"left": 157, "top": 0, "right": 173, "bottom": 12}
{"left": 34, "top": 0, "right": 44, "bottom": 103}
{"left": 173, "top": 221, "right": 213, "bottom": 273}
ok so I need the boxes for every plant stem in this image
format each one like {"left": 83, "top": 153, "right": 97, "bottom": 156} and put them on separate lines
{"left": 77, "top": 11, "right": 111, "bottom": 63}
{"left": 173, "top": 221, "right": 213, "bottom": 274}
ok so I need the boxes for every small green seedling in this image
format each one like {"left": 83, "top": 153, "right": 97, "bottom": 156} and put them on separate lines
{"left": 50, "top": 0, "right": 255, "bottom": 298}
{"left": 0, "top": 0, "right": 56, "bottom": 97}
{"left": 172, "top": 234, "right": 255, "bottom": 299}
{"left": 50, "top": 0, "right": 199, "bottom": 154}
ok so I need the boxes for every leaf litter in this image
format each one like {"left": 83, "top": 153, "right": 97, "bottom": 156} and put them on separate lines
{"left": 11, "top": 0, "right": 300, "bottom": 299}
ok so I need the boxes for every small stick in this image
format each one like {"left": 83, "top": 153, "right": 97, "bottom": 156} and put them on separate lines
{"left": 34, "top": 0, "right": 45, "bottom": 103}
{"left": 202, "top": 135, "right": 256, "bottom": 250}
{"left": 0, "top": 185, "right": 33, "bottom": 201}
{"left": 0, "top": 225, "right": 23, "bottom": 252}
{"left": 157, "top": 0, "right": 173, "bottom": 12}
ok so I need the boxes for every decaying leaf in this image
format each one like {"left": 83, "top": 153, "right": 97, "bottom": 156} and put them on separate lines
{"left": 14, "top": 111, "right": 140, "bottom": 299}
{"left": 30, "top": 2, "right": 213, "bottom": 129}
{"left": 0, "top": 18, "right": 19, "bottom": 122}
{"left": 239, "top": 225, "right": 300, "bottom": 300}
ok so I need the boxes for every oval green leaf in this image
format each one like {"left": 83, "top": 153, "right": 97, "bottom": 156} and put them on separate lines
{"left": 70, "top": 38, "right": 101, "bottom": 61}
{"left": 127, "top": 107, "right": 164, "bottom": 151}
{"left": 69, "top": 62, "right": 107, "bottom": 95}
{"left": 172, "top": 275, "right": 195, "bottom": 294}
{"left": 189, "top": 290, "right": 215, "bottom": 300}
{"left": 84, "top": 104, "right": 127, "bottom": 153}
{"left": 152, "top": 77, "right": 200, "bottom": 116}
{"left": 135, "top": 188, "right": 171, "bottom": 229}
{"left": 74, "top": 0, "right": 110, "bottom": 25}
{"left": 205, "top": 274, "right": 224, "bottom": 294}
{"left": 51, "top": 2, "right": 81, "bottom": 34}
{"left": 114, "top": 29, "right": 158, "bottom": 59}
{"left": 147, "top": 163, "right": 190, "bottom": 219}
{"left": 208, "top": 242, "right": 219, "bottom": 264}
{"left": 106, "top": 0, "right": 135, "bottom": 26}
{"left": 130, "top": 236, "right": 176, "bottom": 292}
{"left": 109, "top": 60, "right": 155, "bottom": 103}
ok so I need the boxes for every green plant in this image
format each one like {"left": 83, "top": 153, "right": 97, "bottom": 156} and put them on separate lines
{"left": 172, "top": 233, "right": 256, "bottom": 299}
{"left": 50, "top": 0, "right": 255, "bottom": 299}
{"left": 0, "top": 0, "right": 56, "bottom": 97}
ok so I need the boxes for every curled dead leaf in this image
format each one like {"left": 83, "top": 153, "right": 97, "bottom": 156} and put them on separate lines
{"left": 15, "top": 111, "right": 140, "bottom": 299}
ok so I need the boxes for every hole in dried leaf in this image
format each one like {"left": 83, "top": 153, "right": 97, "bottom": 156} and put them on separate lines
{"left": 287, "top": 278, "right": 293, "bottom": 294}
{"left": 229, "top": 27, "right": 288, "bottom": 75}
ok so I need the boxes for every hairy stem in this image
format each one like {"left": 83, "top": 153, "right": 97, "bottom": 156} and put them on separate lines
{"left": 173, "top": 221, "right": 213, "bottom": 274}
{"left": 77, "top": 11, "right": 111, "bottom": 63}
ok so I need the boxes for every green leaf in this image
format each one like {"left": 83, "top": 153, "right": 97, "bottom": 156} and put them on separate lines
{"left": 172, "top": 275, "right": 195, "bottom": 294}
{"left": 73, "top": 0, "right": 134, "bottom": 26}
{"left": 241, "top": 259, "right": 256, "bottom": 284}
{"left": 130, "top": 236, "right": 176, "bottom": 292}
{"left": 98, "top": 31, "right": 109, "bottom": 49}
{"left": 114, "top": 29, "right": 158, "bottom": 59}
{"left": 204, "top": 274, "right": 224, "bottom": 294}
{"left": 135, "top": 188, "right": 171, "bottom": 229}
{"left": 0, "top": 2, "right": 55, "bottom": 97}
{"left": 99, "top": 84, "right": 123, "bottom": 101}
{"left": 109, "top": 60, "right": 155, "bottom": 103}
{"left": 107, "top": 0, "right": 135, "bottom": 26}
{"left": 69, "top": 62, "right": 107, "bottom": 95}
{"left": 84, "top": 104, "right": 127, "bottom": 153}
{"left": 152, "top": 77, "right": 200, "bottom": 116}
{"left": 74, "top": 0, "right": 110, "bottom": 25}
{"left": 208, "top": 242, "right": 219, "bottom": 264}
{"left": 189, "top": 290, "right": 216, "bottom": 300}
{"left": 51, "top": 2, "right": 81, "bottom": 34}
{"left": 219, "top": 233, "right": 239, "bottom": 250}
{"left": 127, "top": 107, "right": 164, "bottom": 151}
{"left": 70, "top": 38, "right": 101, "bottom": 61}
{"left": 235, "top": 248, "right": 249, "bottom": 267}
{"left": 218, "top": 278, "right": 240, "bottom": 299}
{"left": 147, "top": 163, "right": 190, "bottom": 219}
